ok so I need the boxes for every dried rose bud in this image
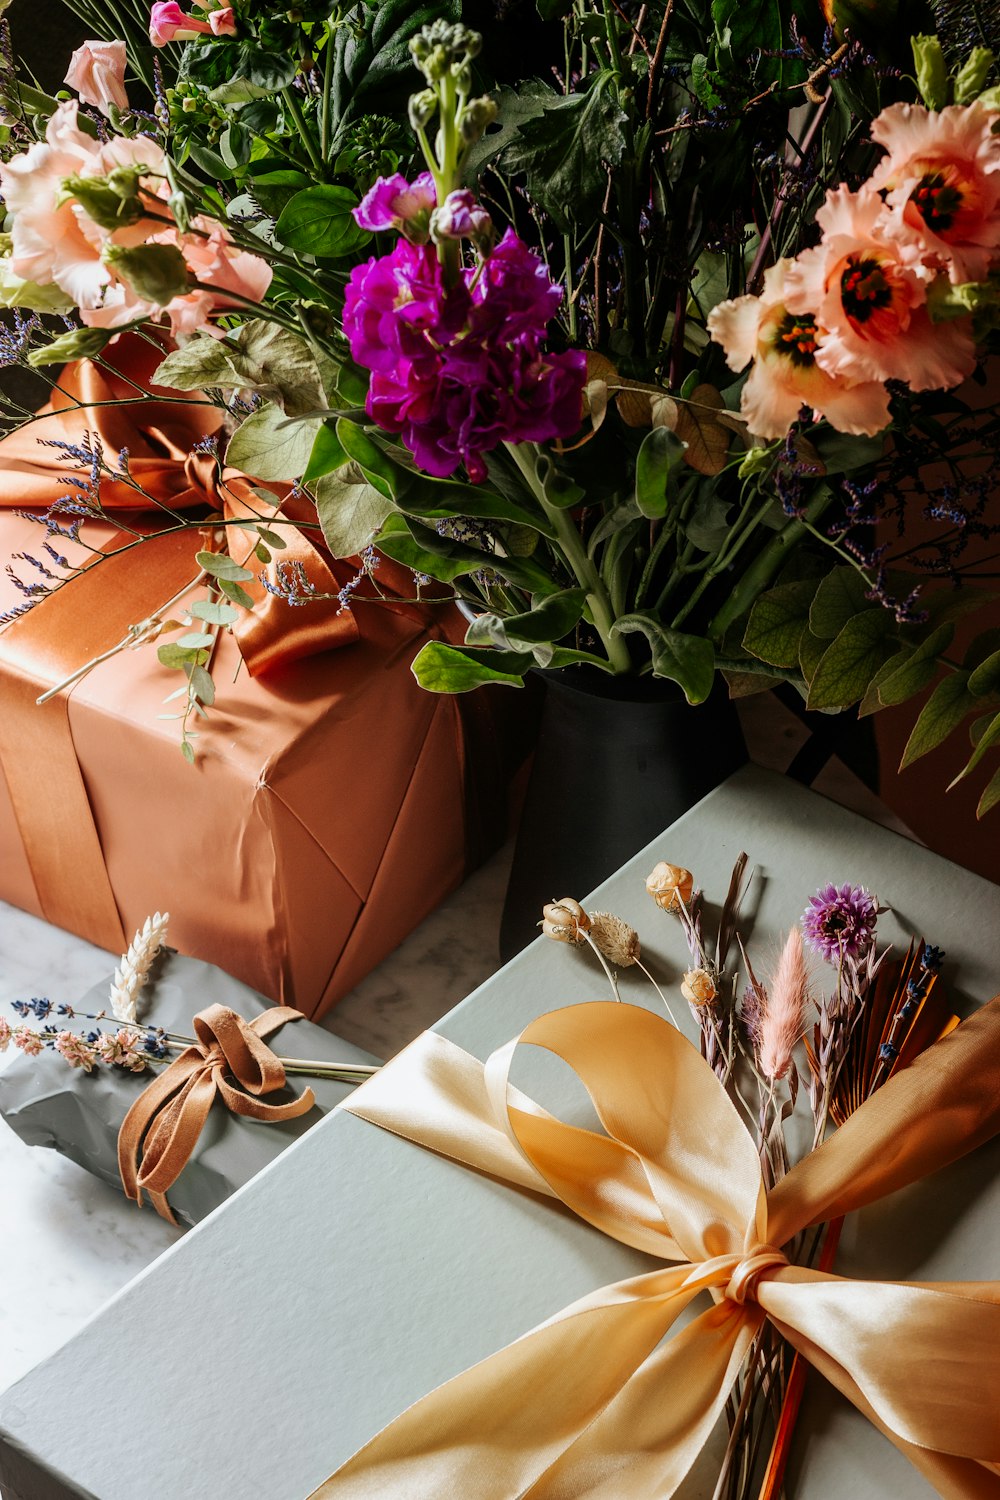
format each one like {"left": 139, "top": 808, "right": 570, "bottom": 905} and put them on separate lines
{"left": 541, "top": 898, "right": 592, "bottom": 944}
{"left": 646, "top": 862, "right": 694, "bottom": 913}
{"left": 681, "top": 967, "right": 717, "bottom": 1006}
{"left": 590, "top": 912, "right": 641, "bottom": 967}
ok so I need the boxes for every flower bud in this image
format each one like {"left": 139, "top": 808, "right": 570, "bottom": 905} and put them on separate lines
{"left": 589, "top": 912, "right": 640, "bottom": 967}
{"left": 681, "top": 967, "right": 717, "bottom": 1006}
{"left": 954, "top": 46, "right": 995, "bottom": 105}
{"left": 104, "top": 243, "right": 191, "bottom": 306}
{"left": 911, "top": 35, "right": 948, "bottom": 110}
{"left": 541, "top": 897, "right": 591, "bottom": 944}
{"left": 430, "top": 189, "right": 493, "bottom": 249}
{"left": 645, "top": 861, "right": 694, "bottom": 913}
{"left": 59, "top": 173, "right": 146, "bottom": 231}
{"left": 408, "top": 88, "right": 438, "bottom": 132}
{"left": 29, "top": 325, "right": 116, "bottom": 367}
{"left": 459, "top": 95, "right": 498, "bottom": 144}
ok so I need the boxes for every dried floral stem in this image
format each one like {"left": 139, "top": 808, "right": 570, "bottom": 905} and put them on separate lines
{"left": 582, "top": 931, "right": 622, "bottom": 1001}
{"left": 633, "top": 956, "right": 679, "bottom": 1027}
{"left": 109, "top": 913, "right": 169, "bottom": 1023}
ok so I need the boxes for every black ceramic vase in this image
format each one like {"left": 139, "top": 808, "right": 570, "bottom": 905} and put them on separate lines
{"left": 498, "top": 670, "right": 748, "bottom": 959}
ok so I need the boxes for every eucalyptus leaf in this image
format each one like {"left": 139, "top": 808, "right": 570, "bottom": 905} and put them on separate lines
{"left": 190, "top": 599, "right": 240, "bottom": 626}
{"left": 196, "top": 550, "right": 255, "bottom": 583}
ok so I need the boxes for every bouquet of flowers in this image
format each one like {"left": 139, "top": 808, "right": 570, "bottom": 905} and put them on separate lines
{"left": 1, "top": 0, "right": 1000, "bottom": 810}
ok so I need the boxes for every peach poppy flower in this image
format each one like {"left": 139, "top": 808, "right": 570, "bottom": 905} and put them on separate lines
{"left": 707, "top": 259, "right": 891, "bottom": 439}
{"left": 783, "top": 185, "right": 977, "bottom": 392}
{"left": 869, "top": 101, "right": 1000, "bottom": 285}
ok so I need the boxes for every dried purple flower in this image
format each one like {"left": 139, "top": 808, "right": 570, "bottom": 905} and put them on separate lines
{"left": 801, "top": 883, "right": 878, "bottom": 962}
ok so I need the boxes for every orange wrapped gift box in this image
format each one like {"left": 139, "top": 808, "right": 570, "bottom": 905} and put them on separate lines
{"left": 0, "top": 350, "right": 509, "bottom": 1019}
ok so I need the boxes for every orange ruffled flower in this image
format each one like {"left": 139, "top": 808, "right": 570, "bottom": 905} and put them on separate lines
{"left": 869, "top": 101, "right": 1000, "bottom": 285}
{"left": 707, "top": 259, "right": 890, "bottom": 440}
{"left": 784, "top": 184, "right": 977, "bottom": 393}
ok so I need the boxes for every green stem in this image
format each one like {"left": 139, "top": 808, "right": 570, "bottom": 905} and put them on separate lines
{"left": 707, "top": 486, "right": 837, "bottom": 641}
{"left": 282, "top": 88, "right": 324, "bottom": 176}
{"left": 506, "top": 442, "right": 631, "bottom": 674}
{"left": 320, "top": 20, "right": 336, "bottom": 159}
{"left": 670, "top": 490, "right": 774, "bottom": 630}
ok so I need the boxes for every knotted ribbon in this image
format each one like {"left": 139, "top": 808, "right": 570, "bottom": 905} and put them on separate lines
{"left": 309, "top": 998, "right": 1000, "bottom": 1499}
{"left": 118, "top": 1002, "right": 315, "bottom": 1224}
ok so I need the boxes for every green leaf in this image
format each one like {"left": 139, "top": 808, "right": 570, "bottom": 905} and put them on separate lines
{"left": 968, "top": 648, "right": 1000, "bottom": 699}
{"left": 799, "top": 627, "right": 828, "bottom": 685}
{"left": 218, "top": 577, "right": 255, "bottom": 609}
{"left": 335, "top": 419, "right": 396, "bottom": 499}
{"left": 181, "top": 740, "right": 196, "bottom": 766}
{"left": 497, "top": 71, "right": 628, "bottom": 233}
{"left": 314, "top": 468, "right": 395, "bottom": 558}
{"left": 462, "top": 79, "right": 557, "bottom": 181}
{"left": 190, "top": 599, "right": 239, "bottom": 626}
{"left": 900, "top": 673, "right": 975, "bottom": 768}
{"left": 860, "top": 621, "right": 954, "bottom": 713}
{"left": 810, "top": 428, "right": 885, "bottom": 475}
{"left": 227, "top": 402, "right": 320, "bottom": 483}
{"left": 196, "top": 550, "right": 254, "bottom": 583}
{"left": 177, "top": 630, "right": 215, "bottom": 649}
{"left": 157, "top": 642, "right": 208, "bottom": 670}
{"left": 977, "top": 765, "right": 1000, "bottom": 818}
{"left": 611, "top": 613, "right": 716, "bottom": 703}
{"left": 807, "top": 611, "right": 895, "bottom": 710}
{"left": 809, "top": 566, "right": 872, "bottom": 640}
{"left": 684, "top": 489, "right": 733, "bottom": 553}
{"left": 411, "top": 641, "right": 531, "bottom": 693}
{"left": 244, "top": 169, "right": 311, "bottom": 220}
{"left": 950, "top": 709, "right": 1000, "bottom": 787}
{"left": 742, "top": 581, "right": 816, "bottom": 670}
{"left": 303, "top": 422, "right": 348, "bottom": 485}
{"left": 464, "top": 589, "right": 587, "bottom": 667}
{"left": 374, "top": 514, "right": 554, "bottom": 594}
{"left": 188, "top": 665, "right": 216, "bottom": 705}
{"left": 275, "top": 186, "right": 370, "bottom": 259}
{"left": 155, "top": 322, "right": 326, "bottom": 417}
{"left": 634, "top": 426, "right": 685, "bottom": 519}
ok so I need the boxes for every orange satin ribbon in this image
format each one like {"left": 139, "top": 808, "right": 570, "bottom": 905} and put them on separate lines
{"left": 309, "top": 998, "right": 1000, "bottom": 1499}
{"left": 117, "top": 1002, "right": 315, "bottom": 1225}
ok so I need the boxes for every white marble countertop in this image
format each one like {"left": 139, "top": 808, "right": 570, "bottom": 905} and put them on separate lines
{"left": 0, "top": 698, "right": 911, "bottom": 1404}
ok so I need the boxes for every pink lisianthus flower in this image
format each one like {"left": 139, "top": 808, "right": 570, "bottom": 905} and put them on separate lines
{"left": 783, "top": 185, "right": 977, "bottom": 393}
{"left": 64, "top": 40, "right": 128, "bottom": 118}
{"left": 353, "top": 172, "right": 437, "bottom": 241}
{"left": 707, "top": 259, "right": 891, "bottom": 439}
{"left": 0, "top": 1017, "right": 11, "bottom": 1051}
{"left": 868, "top": 101, "right": 1000, "bottom": 285}
{"left": 82, "top": 221, "right": 272, "bottom": 337}
{"left": 149, "top": 2, "right": 235, "bottom": 45}
{"left": 0, "top": 101, "right": 166, "bottom": 310}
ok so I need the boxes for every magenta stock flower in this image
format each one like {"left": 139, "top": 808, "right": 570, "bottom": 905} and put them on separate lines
{"left": 801, "top": 883, "right": 878, "bottom": 962}
{"left": 354, "top": 172, "right": 436, "bottom": 238}
{"left": 344, "top": 225, "right": 585, "bottom": 481}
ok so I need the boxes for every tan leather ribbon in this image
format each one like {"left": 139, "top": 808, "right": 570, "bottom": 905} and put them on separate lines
{"left": 0, "top": 338, "right": 468, "bottom": 943}
{"left": 118, "top": 1002, "right": 315, "bottom": 1224}
{"left": 308, "top": 998, "right": 1000, "bottom": 1499}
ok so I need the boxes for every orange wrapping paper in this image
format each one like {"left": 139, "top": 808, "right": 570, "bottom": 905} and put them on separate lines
{"left": 0, "top": 349, "right": 511, "bottom": 1017}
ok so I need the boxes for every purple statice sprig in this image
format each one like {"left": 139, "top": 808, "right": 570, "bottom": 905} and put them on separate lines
{"left": 801, "top": 883, "right": 878, "bottom": 964}
{"left": 2, "top": 1001, "right": 178, "bottom": 1075}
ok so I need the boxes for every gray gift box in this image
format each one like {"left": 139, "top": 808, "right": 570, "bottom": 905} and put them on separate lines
{"left": 0, "top": 950, "right": 379, "bottom": 1229}
{"left": 0, "top": 765, "right": 998, "bottom": 1500}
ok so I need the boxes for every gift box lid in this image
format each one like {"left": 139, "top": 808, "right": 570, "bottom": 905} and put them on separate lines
{"left": 1, "top": 765, "right": 998, "bottom": 1500}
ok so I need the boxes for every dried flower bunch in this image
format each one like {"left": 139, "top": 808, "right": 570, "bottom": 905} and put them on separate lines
{"left": 540, "top": 854, "right": 957, "bottom": 1499}
{"left": 1, "top": 5, "right": 1000, "bottom": 809}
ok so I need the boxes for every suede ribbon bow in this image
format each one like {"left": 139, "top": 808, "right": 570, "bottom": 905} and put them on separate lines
{"left": 309, "top": 998, "right": 1000, "bottom": 1500}
{"left": 118, "top": 1002, "right": 315, "bottom": 1224}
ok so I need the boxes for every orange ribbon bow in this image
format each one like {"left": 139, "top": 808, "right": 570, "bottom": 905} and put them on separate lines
{"left": 118, "top": 1002, "right": 315, "bottom": 1224}
{"left": 309, "top": 998, "right": 1000, "bottom": 1499}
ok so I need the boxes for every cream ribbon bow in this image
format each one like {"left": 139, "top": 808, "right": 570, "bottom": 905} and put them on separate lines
{"left": 310, "top": 998, "right": 1000, "bottom": 1499}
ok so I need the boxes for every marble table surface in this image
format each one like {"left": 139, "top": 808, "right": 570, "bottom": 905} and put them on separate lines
{"left": 0, "top": 698, "right": 912, "bottom": 1402}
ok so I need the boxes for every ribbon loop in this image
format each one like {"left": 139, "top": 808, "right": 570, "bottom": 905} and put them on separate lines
{"left": 117, "top": 1003, "right": 315, "bottom": 1223}
{"left": 724, "top": 1244, "right": 789, "bottom": 1306}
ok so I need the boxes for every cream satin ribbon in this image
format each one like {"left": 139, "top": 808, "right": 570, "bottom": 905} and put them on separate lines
{"left": 310, "top": 998, "right": 1000, "bottom": 1499}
